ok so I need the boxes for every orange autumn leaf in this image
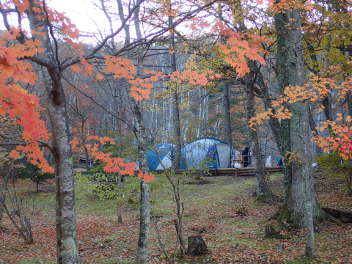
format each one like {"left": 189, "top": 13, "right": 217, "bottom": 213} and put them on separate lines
{"left": 103, "top": 56, "right": 164, "bottom": 101}
{"left": 71, "top": 134, "right": 153, "bottom": 181}
{"left": 0, "top": 29, "right": 53, "bottom": 173}
{"left": 96, "top": 73, "right": 104, "bottom": 80}
{"left": 9, "top": 150, "right": 21, "bottom": 159}
{"left": 215, "top": 23, "right": 269, "bottom": 77}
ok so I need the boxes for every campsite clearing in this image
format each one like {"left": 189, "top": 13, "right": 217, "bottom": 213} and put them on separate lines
{"left": 1, "top": 171, "right": 351, "bottom": 264}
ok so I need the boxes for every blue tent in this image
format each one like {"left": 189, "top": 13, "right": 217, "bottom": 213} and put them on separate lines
{"left": 180, "top": 138, "right": 231, "bottom": 169}
{"left": 146, "top": 143, "right": 175, "bottom": 171}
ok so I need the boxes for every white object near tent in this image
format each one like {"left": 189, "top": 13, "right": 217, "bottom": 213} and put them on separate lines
{"left": 265, "top": 156, "right": 272, "bottom": 167}
{"left": 232, "top": 150, "right": 242, "bottom": 168}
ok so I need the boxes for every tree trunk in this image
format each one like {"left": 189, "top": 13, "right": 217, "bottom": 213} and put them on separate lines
{"left": 132, "top": 6, "right": 152, "bottom": 264}
{"left": 116, "top": 174, "right": 123, "bottom": 224}
{"left": 36, "top": 180, "right": 40, "bottom": 193}
{"left": 305, "top": 183, "right": 315, "bottom": 258}
{"left": 166, "top": 173, "right": 186, "bottom": 255}
{"left": 221, "top": 80, "right": 233, "bottom": 161}
{"left": 117, "top": 207, "right": 123, "bottom": 224}
{"left": 49, "top": 83, "right": 80, "bottom": 264}
{"left": 275, "top": 4, "right": 321, "bottom": 226}
{"left": 347, "top": 92, "right": 352, "bottom": 116}
{"left": 135, "top": 129, "right": 151, "bottom": 264}
{"left": 116, "top": 0, "right": 130, "bottom": 46}
{"left": 229, "top": 0, "right": 275, "bottom": 202}
{"left": 275, "top": 4, "right": 320, "bottom": 256}
{"left": 27, "top": 2, "right": 80, "bottom": 263}
{"left": 169, "top": 12, "right": 182, "bottom": 170}
{"left": 308, "top": 103, "right": 323, "bottom": 154}
{"left": 322, "top": 96, "right": 333, "bottom": 121}
{"left": 137, "top": 180, "right": 150, "bottom": 264}
{"left": 244, "top": 75, "right": 275, "bottom": 203}
{"left": 0, "top": 192, "right": 4, "bottom": 225}
{"left": 0, "top": 164, "right": 10, "bottom": 226}
{"left": 84, "top": 146, "right": 90, "bottom": 173}
{"left": 289, "top": 95, "right": 317, "bottom": 255}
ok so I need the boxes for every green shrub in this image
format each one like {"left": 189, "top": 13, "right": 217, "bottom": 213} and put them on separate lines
{"left": 316, "top": 152, "right": 352, "bottom": 194}
{"left": 78, "top": 170, "right": 140, "bottom": 204}
{"left": 91, "top": 173, "right": 118, "bottom": 200}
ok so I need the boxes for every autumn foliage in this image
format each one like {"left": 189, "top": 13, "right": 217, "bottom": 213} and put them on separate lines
{"left": 71, "top": 135, "right": 154, "bottom": 182}
{"left": 249, "top": 75, "right": 352, "bottom": 160}
{"left": 216, "top": 23, "right": 268, "bottom": 77}
{"left": 0, "top": 29, "right": 53, "bottom": 172}
{"left": 314, "top": 115, "right": 352, "bottom": 161}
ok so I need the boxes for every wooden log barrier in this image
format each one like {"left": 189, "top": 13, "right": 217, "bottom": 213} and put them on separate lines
{"left": 154, "top": 167, "right": 282, "bottom": 177}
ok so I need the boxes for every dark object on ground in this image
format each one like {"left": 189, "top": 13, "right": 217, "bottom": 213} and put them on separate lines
{"left": 186, "top": 179, "right": 212, "bottom": 185}
{"left": 264, "top": 224, "right": 284, "bottom": 239}
{"left": 235, "top": 206, "right": 248, "bottom": 216}
{"left": 186, "top": 235, "right": 207, "bottom": 256}
{"left": 323, "top": 207, "right": 352, "bottom": 223}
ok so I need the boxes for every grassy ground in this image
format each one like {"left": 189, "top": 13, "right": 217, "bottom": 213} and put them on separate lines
{"left": 0, "top": 170, "right": 351, "bottom": 264}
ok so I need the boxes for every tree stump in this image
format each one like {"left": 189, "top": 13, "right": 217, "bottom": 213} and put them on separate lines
{"left": 186, "top": 235, "right": 207, "bottom": 256}
{"left": 264, "top": 224, "right": 283, "bottom": 239}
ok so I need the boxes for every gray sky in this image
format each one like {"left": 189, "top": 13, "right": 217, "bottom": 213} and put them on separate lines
{"left": 50, "top": 0, "right": 109, "bottom": 36}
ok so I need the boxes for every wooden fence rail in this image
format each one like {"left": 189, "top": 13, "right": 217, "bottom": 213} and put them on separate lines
{"left": 155, "top": 167, "right": 283, "bottom": 177}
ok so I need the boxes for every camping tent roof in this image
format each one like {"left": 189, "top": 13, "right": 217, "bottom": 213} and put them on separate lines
{"left": 146, "top": 143, "right": 175, "bottom": 171}
{"left": 181, "top": 138, "right": 231, "bottom": 169}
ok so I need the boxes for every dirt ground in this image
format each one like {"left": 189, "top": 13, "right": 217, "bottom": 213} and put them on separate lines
{"left": 0, "top": 171, "right": 351, "bottom": 264}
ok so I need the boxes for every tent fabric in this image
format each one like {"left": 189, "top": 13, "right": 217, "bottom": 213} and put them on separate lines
{"left": 147, "top": 138, "right": 232, "bottom": 171}
{"left": 146, "top": 143, "right": 175, "bottom": 171}
{"left": 217, "top": 143, "right": 231, "bottom": 168}
{"left": 180, "top": 138, "right": 231, "bottom": 169}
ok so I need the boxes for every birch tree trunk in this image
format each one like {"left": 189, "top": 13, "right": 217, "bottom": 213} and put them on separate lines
{"left": 49, "top": 84, "right": 80, "bottom": 264}
{"left": 137, "top": 180, "right": 151, "bottom": 264}
{"left": 27, "top": 2, "right": 80, "bottom": 263}
{"left": 130, "top": 4, "right": 152, "bottom": 263}
{"left": 133, "top": 99, "right": 152, "bottom": 264}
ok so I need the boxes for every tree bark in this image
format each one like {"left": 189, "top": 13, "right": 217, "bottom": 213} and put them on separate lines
{"left": 116, "top": 0, "right": 130, "bottom": 46}
{"left": 49, "top": 77, "right": 80, "bottom": 264}
{"left": 168, "top": 174, "right": 186, "bottom": 255}
{"left": 347, "top": 92, "right": 352, "bottom": 116}
{"left": 27, "top": 2, "right": 80, "bottom": 263}
{"left": 242, "top": 69, "right": 275, "bottom": 203}
{"left": 228, "top": 0, "right": 275, "bottom": 201}
{"left": 0, "top": 163, "right": 11, "bottom": 226}
{"left": 275, "top": 4, "right": 320, "bottom": 257}
{"left": 221, "top": 80, "right": 233, "bottom": 159}
{"left": 137, "top": 180, "right": 151, "bottom": 264}
{"left": 275, "top": 4, "right": 321, "bottom": 225}
{"left": 132, "top": 6, "right": 152, "bottom": 264}
{"left": 116, "top": 174, "right": 124, "bottom": 224}
{"left": 0, "top": 191, "right": 4, "bottom": 225}
{"left": 169, "top": 9, "right": 182, "bottom": 170}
